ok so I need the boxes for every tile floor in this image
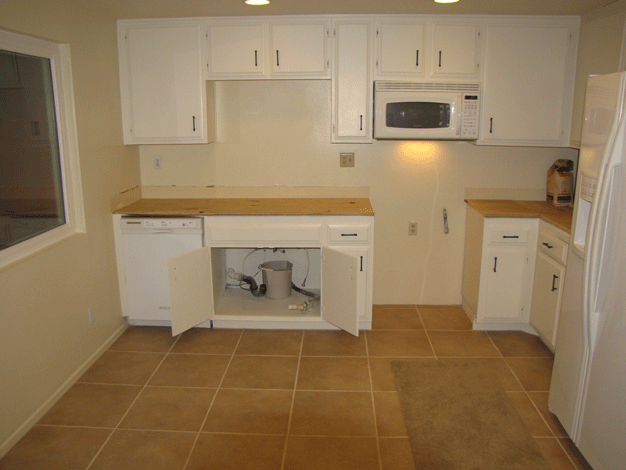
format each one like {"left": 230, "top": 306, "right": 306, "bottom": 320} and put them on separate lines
{"left": 1, "top": 305, "right": 593, "bottom": 470}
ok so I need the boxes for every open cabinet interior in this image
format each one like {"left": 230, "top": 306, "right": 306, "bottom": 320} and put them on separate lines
{"left": 212, "top": 247, "right": 322, "bottom": 319}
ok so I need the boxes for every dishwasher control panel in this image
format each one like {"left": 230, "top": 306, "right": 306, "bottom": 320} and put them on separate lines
{"left": 120, "top": 217, "right": 202, "bottom": 233}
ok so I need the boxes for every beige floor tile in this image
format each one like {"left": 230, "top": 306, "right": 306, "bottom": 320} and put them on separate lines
{"left": 301, "top": 330, "right": 367, "bottom": 356}
{"left": 505, "top": 357, "right": 554, "bottom": 391}
{"left": 283, "top": 436, "right": 380, "bottom": 470}
{"left": 171, "top": 328, "right": 242, "bottom": 354}
{"left": 488, "top": 331, "right": 554, "bottom": 357}
{"left": 38, "top": 383, "right": 141, "bottom": 428}
{"left": 202, "top": 389, "right": 292, "bottom": 434}
{"left": 437, "top": 357, "right": 524, "bottom": 391}
{"left": 0, "top": 425, "right": 111, "bottom": 470}
{"left": 187, "top": 433, "right": 286, "bottom": 470}
{"left": 374, "top": 392, "right": 408, "bottom": 437}
{"left": 78, "top": 351, "right": 165, "bottom": 385}
{"left": 527, "top": 392, "right": 569, "bottom": 437}
{"left": 235, "top": 329, "right": 303, "bottom": 355}
{"left": 221, "top": 355, "right": 299, "bottom": 389}
{"left": 366, "top": 330, "right": 434, "bottom": 357}
{"left": 119, "top": 387, "right": 215, "bottom": 432}
{"left": 90, "top": 429, "right": 196, "bottom": 470}
{"left": 372, "top": 306, "right": 423, "bottom": 330}
{"left": 427, "top": 330, "right": 501, "bottom": 357}
{"left": 297, "top": 357, "right": 371, "bottom": 391}
{"left": 148, "top": 353, "right": 231, "bottom": 387}
{"left": 369, "top": 357, "right": 437, "bottom": 391}
{"left": 417, "top": 306, "right": 473, "bottom": 330}
{"left": 534, "top": 437, "right": 577, "bottom": 470}
{"left": 379, "top": 437, "right": 416, "bottom": 470}
{"left": 108, "top": 326, "right": 177, "bottom": 352}
{"left": 290, "top": 391, "right": 376, "bottom": 436}
{"left": 506, "top": 391, "right": 553, "bottom": 437}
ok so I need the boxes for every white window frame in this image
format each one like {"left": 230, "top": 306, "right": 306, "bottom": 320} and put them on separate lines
{"left": 0, "top": 29, "right": 85, "bottom": 269}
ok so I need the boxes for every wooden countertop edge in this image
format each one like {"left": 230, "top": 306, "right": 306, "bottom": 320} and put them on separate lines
{"left": 113, "top": 198, "right": 375, "bottom": 217}
{"left": 465, "top": 199, "right": 573, "bottom": 233}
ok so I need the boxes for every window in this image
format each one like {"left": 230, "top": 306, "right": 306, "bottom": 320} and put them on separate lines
{"left": 0, "top": 29, "right": 84, "bottom": 267}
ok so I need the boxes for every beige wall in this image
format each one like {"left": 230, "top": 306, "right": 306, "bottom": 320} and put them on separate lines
{"left": 570, "top": 0, "right": 626, "bottom": 146}
{"left": 139, "top": 80, "right": 578, "bottom": 305}
{"left": 0, "top": 0, "right": 140, "bottom": 451}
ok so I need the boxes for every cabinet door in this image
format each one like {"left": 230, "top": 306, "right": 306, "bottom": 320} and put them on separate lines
{"left": 479, "top": 23, "right": 573, "bottom": 146}
{"left": 270, "top": 21, "right": 329, "bottom": 77}
{"left": 529, "top": 252, "right": 565, "bottom": 349}
{"left": 168, "top": 246, "right": 214, "bottom": 336}
{"left": 208, "top": 23, "right": 266, "bottom": 78}
{"left": 321, "top": 246, "right": 359, "bottom": 336}
{"left": 481, "top": 245, "right": 529, "bottom": 321}
{"left": 431, "top": 23, "right": 480, "bottom": 78}
{"left": 120, "top": 22, "right": 207, "bottom": 144}
{"left": 376, "top": 21, "right": 425, "bottom": 77}
{"left": 332, "top": 20, "right": 373, "bottom": 143}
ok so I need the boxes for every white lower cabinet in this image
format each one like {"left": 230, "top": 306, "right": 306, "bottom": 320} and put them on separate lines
{"left": 462, "top": 205, "right": 538, "bottom": 329}
{"left": 116, "top": 214, "right": 373, "bottom": 336}
{"left": 529, "top": 222, "right": 569, "bottom": 350}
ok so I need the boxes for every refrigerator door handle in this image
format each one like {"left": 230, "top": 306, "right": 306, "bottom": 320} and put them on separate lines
{"left": 585, "top": 110, "right": 626, "bottom": 352}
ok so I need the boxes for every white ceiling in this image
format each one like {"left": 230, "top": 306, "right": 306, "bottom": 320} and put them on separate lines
{"left": 81, "top": 0, "right": 618, "bottom": 20}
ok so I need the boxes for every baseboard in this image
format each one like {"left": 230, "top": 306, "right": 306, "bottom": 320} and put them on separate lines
{"left": 0, "top": 322, "right": 128, "bottom": 458}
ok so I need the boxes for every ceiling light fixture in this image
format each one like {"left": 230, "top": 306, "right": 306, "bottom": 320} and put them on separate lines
{"left": 245, "top": 0, "right": 270, "bottom": 5}
{"left": 434, "top": 0, "right": 459, "bottom": 3}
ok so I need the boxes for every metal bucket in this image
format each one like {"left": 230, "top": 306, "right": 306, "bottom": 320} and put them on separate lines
{"left": 259, "top": 260, "right": 293, "bottom": 299}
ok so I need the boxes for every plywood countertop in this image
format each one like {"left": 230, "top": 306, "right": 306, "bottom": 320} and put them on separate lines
{"left": 113, "top": 198, "right": 374, "bottom": 217}
{"left": 465, "top": 199, "right": 573, "bottom": 233}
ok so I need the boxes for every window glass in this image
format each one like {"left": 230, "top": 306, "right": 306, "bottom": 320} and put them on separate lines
{"left": 0, "top": 50, "right": 66, "bottom": 250}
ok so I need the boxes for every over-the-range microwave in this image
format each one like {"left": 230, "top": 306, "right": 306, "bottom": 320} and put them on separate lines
{"left": 373, "top": 81, "right": 480, "bottom": 140}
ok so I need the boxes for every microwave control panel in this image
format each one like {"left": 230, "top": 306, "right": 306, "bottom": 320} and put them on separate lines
{"left": 461, "top": 94, "right": 480, "bottom": 139}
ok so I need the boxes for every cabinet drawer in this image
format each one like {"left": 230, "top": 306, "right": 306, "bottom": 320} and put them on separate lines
{"left": 538, "top": 231, "right": 568, "bottom": 264}
{"left": 488, "top": 227, "right": 529, "bottom": 244}
{"left": 208, "top": 223, "right": 323, "bottom": 244}
{"left": 328, "top": 224, "right": 370, "bottom": 243}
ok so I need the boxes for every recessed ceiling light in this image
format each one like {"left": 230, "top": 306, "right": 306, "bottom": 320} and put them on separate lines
{"left": 434, "top": 0, "right": 459, "bottom": 3}
{"left": 245, "top": 0, "right": 270, "bottom": 4}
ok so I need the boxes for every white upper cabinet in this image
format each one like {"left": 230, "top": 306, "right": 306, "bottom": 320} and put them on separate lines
{"left": 118, "top": 20, "right": 212, "bottom": 144}
{"left": 207, "top": 22, "right": 266, "bottom": 78}
{"left": 431, "top": 23, "right": 480, "bottom": 79}
{"left": 270, "top": 19, "right": 330, "bottom": 78}
{"left": 331, "top": 18, "right": 373, "bottom": 143}
{"left": 376, "top": 20, "right": 426, "bottom": 78}
{"left": 478, "top": 19, "right": 579, "bottom": 147}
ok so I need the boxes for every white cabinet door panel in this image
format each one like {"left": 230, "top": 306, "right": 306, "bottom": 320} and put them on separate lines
{"left": 123, "top": 23, "right": 206, "bottom": 143}
{"left": 530, "top": 251, "right": 565, "bottom": 349}
{"left": 321, "top": 246, "right": 359, "bottom": 336}
{"left": 377, "top": 21, "right": 425, "bottom": 77}
{"left": 332, "top": 20, "right": 372, "bottom": 142}
{"left": 481, "top": 24, "right": 571, "bottom": 146}
{"left": 481, "top": 245, "right": 528, "bottom": 321}
{"left": 208, "top": 23, "right": 265, "bottom": 77}
{"left": 168, "top": 246, "right": 214, "bottom": 336}
{"left": 270, "top": 22, "right": 329, "bottom": 77}
{"left": 431, "top": 23, "right": 479, "bottom": 78}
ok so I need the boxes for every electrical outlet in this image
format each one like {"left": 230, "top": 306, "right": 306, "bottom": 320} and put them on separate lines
{"left": 153, "top": 155, "right": 162, "bottom": 170}
{"left": 87, "top": 307, "right": 95, "bottom": 325}
{"left": 408, "top": 221, "right": 418, "bottom": 236}
{"left": 340, "top": 152, "right": 355, "bottom": 168}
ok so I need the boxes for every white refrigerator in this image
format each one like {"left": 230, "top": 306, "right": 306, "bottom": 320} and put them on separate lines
{"left": 549, "top": 71, "right": 626, "bottom": 470}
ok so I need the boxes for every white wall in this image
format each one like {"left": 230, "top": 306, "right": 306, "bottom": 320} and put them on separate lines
{"left": 139, "top": 80, "right": 578, "bottom": 304}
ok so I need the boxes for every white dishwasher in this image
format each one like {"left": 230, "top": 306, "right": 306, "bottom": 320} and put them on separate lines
{"left": 120, "top": 217, "right": 203, "bottom": 323}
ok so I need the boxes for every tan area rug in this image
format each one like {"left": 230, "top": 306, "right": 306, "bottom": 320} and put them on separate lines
{"left": 392, "top": 361, "right": 551, "bottom": 470}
